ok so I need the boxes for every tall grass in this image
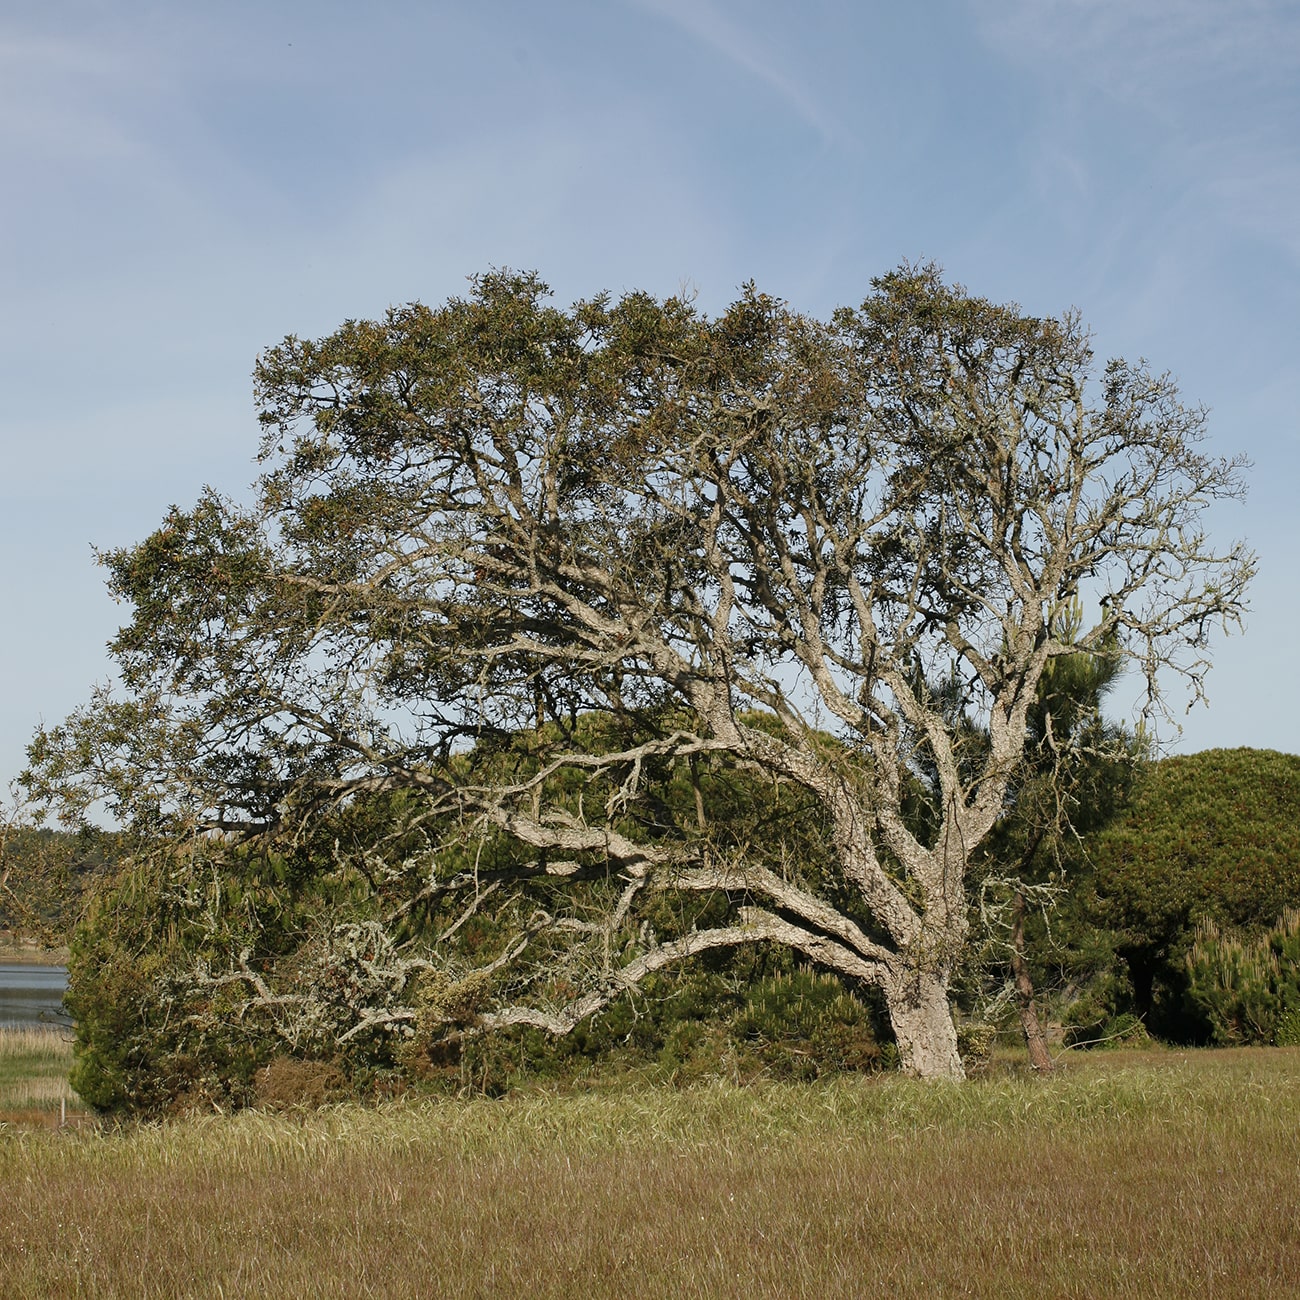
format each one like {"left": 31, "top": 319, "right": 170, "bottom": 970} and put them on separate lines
{"left": 0, "top": 1023, "right": 87, "bottom": 1124}
{"left": 2, "top": 1048, "right": 1299, "bottom": 1297}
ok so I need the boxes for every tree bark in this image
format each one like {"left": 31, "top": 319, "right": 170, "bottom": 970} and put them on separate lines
{"left": 888, "top": 969, "right": 965, "bottom": 1080}
{"left": 1011, "top": 889, "right": 1054, "bottom": 1073}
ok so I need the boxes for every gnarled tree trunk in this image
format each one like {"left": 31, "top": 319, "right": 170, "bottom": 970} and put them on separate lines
{"left": 887, "top": 968, "right": 964, "bottom": 1080}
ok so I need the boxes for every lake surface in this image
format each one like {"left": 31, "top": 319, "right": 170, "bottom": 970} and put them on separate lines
{"left": 0, "top": 964, "right": 70, "bottom": 1025}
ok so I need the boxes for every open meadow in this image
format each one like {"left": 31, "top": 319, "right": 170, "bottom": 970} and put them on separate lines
{"left": 2, "top": 1046, "right": 1299, "bottom": 1298}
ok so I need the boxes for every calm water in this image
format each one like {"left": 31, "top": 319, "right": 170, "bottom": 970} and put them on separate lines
{"left": 0, "top": 964, "right": 70, "bottom": 1025}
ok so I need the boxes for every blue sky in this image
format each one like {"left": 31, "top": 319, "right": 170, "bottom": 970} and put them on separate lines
{"left": 2, "top": 0, "right": 1298, "bottom": 795}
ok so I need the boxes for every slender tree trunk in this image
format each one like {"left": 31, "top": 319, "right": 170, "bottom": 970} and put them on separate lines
{"left": 1011, "top": 888, "right": 1054, "bottom": 1073}
{"left": 689, "top": 754, "right": 706, "bottom": 831}
{"left": 888, "top": 968, "right": 965, "bottom": 1080}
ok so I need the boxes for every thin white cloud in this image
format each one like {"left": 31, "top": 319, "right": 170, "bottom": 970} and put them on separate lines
{"left": 971, "top": 0, "right": 1300, "bottom": 263}
{"left": 629, "top": 0, "right": 840, "bottom": 142}
{"left": 974, "top": 0, "right": 1300, "bottom": 81}
{"left": 0, "top": 34, "right": 148, "bottom": 160}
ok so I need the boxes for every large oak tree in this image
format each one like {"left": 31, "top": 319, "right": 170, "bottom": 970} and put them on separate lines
{"left": 27, "top": 266, "right": 1252, "bottom": 1080}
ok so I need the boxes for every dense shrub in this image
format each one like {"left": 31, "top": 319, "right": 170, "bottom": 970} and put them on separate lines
{"left": 405, "top": 960, "right": 890, "bottom": 1097}
{"left": 53, "top": 713, "right": 910, "bottom": 1117}
{"left": 64, "top": 856, "right": 286, "bottom": 1113}
{"left": 1091, "top": 748, "right": 1300, "bottom": 942}
{"left": 1086, "top": 748, "right": 1300, "bottom": 1034}
{"left": 64, "top": 823, "right": 890, "bottom": 1115}
{"left": 1183, "top": 910, "right": 1300, "bottom": 1046}
{"left": 68, "top": 740, "right": 1300, "bottom": 1109}
{"left": 725, "top": 969, "right": 886, "bottom": 1079}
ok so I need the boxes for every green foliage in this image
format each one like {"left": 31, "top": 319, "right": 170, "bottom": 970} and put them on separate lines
{"left": 1182, "top": 910, "right": 1300, "bottom": 1046}
{"left": 1059, "top": 1007, "right": 1151, "bottom": 1051}
{"left": 960, "top": 601, "right": 1143, "bottom": 1048}
{"left": 1087, "top": 748, "right": 1300, "bottom": 1034}
{"left": 65, "top": 857, "right": 265, "bottom": 1113}
{"left": 58, "top": 785, "right": 888, "bottom": 1114}
{"left": 0, "top": 824, "right": 118, "bottom": 947}
{"left": 726, "top": 969, "right": 887, "bottom": 1079}
{"left": 28, "top": 266, "right": 1254, "bottom": 1091}
{"left": 954, "top": 1019, "right": 998, "bottom": 1068}
{"left": 1092, "top": 749, "right": 1300, "bottom": 942}
{"left": 61, "top": 825, "right": 426, "bottom": 1114}
{"left": 60, "top": 742, "right": 887, "bottom": 1116}
{"left": 408, "top": 958, "right": 888, "bottom": 1097}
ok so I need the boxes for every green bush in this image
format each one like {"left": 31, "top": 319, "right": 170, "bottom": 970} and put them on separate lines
{"left": 65, "top": 858, "right": 276, "bottom": 1114}
{"left": 730, "top": 970, "right": 885, "bottom": 1080}
{"left": 1086, "top": 748, "right": 1300, "bottom": 1034}
{"left": 1276, "top": 1007, "right": 1300, "bottom": 1048}
{"left": 411, "top": 962, "right": 889, "bottom": 1096}
{"left": 1091, "top": 749, "right": 1300, "bottom": 943}
{"left": 955, "top": 1020, "right": 998, "bottom": 1070}
{"left": 1060, "top": 1008, "right": 1150, "bottom": 1050}
{"left": 61, "top": 837, "right": 401, "bottom": 1115}
{"left": 66, "top": 826, "right": 890, "bottom": 1115}
{"left": 1183, "top": 910, "right": 1300, "bottom": 1045}
{"left": 58, "top": 730, "right": 899, "bottom": 1117}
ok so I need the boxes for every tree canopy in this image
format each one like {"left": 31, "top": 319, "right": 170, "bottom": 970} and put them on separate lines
{"left": 0, "top": 790, "right": 116, "bottom": 949}
{"left": 26, "top": 266, "right": 1253, "bottom": 1086}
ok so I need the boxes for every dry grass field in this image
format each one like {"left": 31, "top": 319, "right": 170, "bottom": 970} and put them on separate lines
{"left": 2, "top": 1047, "right": 1299, "bottom": 1298}
{"left": 0, "top": 1024, "right": 89, "bottom": 1131}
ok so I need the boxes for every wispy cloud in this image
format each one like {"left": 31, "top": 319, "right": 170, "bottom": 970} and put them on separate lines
{"left": 973, "top": 0, "right": 1300, "bottom": 76}
{"left": 0, "top": 34, "right": 148, "bottom": 160}
{"left": 629, "top": 0, "right": 840, "bottom": 143}
{"left": 971, "top": 0, "right": 1300, "bottom": 263}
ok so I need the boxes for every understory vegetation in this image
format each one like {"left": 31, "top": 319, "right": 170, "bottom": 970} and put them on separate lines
{"left": 1085, "top": 747, "right": 1300, "bottom": 1039}
{"left": 1183, "top": 910, "right": 1300, "bottom": 1047}
{"left": 2, "top": 742, "right": 1293, "bottom": 1117}
{"left": 48, "top": 744, "right": 1298, "bottom": 1116}
{"left": 3, "top": 1052, "right": 1299, "bottom": 1298}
